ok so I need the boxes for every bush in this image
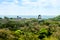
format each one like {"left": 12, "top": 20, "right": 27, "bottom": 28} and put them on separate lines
{"left": 0, "top": 29, "right": 17, "bottom": 40}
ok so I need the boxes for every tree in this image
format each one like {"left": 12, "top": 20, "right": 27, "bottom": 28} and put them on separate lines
{"left": 4, "top": 16, "right": 9, "bottom": 21}
{"left": 0, "top": 17, "right": 2, "bottom": 19}
{"left": 4, "top": 16, "right": 8, "bottom": 19}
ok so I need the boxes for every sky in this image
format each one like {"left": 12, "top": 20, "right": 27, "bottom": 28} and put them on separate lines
{"left": 0, "top": 0, "right": 60, "bottom": 16}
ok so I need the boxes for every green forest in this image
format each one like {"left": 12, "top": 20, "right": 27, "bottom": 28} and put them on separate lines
{"left": 0, "top": 15, "right": 60, "bottom": 40}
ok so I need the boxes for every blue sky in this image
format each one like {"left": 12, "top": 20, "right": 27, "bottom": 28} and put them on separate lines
{"left": 0, "top": 0, "right": 60, "bottom": 16}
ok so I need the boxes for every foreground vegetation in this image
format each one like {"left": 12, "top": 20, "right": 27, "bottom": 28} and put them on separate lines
{"left": 0, "top": 15, "right": 60, "bottom": 40}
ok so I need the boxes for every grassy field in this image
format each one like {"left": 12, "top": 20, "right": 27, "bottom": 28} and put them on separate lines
{"left": 0, "top": 15, "right": 60, "bottom": 40}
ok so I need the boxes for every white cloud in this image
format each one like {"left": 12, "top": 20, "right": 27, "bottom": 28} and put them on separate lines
{"left": 0, "top": 0, "right": 60, "bottom": 16}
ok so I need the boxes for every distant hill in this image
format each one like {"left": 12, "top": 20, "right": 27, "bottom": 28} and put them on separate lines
{"left": 50, "top": 15, "right": 60, "bottom": 21}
